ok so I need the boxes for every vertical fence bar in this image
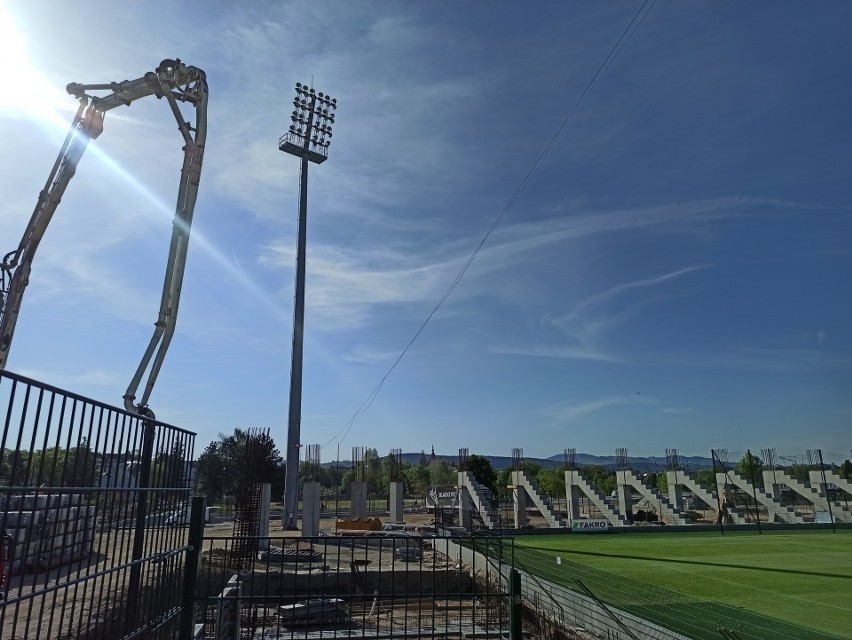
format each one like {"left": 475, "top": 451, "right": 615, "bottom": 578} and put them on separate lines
{"left": 711, "top": 449, "right": 725, "bottom": 536}
{"left": 817, "top": 449, "right": 836, "bottom": 533}
{"left": 180, "top": 496, "right": 206, "bottom": 640}
{"left": 746, "top": 449, "right": 762, "bottom": 534}
{"left": 509, "top": 568, "right": 522, "bottom": 640}
{"left": 125, "top": 418, "right": 156, "bottom": 635}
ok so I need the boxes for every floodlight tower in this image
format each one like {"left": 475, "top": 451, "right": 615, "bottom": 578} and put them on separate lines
{"left": 279, "top": 82, "right": 337, "bottom": 530}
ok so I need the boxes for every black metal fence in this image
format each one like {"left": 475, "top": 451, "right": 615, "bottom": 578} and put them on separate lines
{"left": 0, "top": 369, "right": 195, "bottom": 639}
{"left": 191, "top": 534, "right": 518, "bottom": 640}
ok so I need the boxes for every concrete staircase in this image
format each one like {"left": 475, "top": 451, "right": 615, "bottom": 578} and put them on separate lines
{"left": 811, "top": 470, "right": 852, "bottom": 498}
{"left": 763, "top": 470, "right": 852, "bottom": 523}
{"left": 511, "top": 471, "right": 567, "bottom": 528}
{"left": 804, "top": 471, "right": 852, "bottom": 522}
{"left": 458, "top": 471, "right": 500, "bottom": 529}
{"left": 617, "top": 470, "right": 690, "bottom": 525}
{"left": 717, "top": 472, "right": 805, "bottom": 523}
{"left": 564, "top": 470, "right": 629, "bottom": 527}
{"left": 676, "top": 471, "right": 748, "bottom": 525}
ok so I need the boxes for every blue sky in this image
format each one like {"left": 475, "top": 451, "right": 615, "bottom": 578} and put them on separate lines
{"left": 1, "top": 1, "right": 850, "bottom": 462}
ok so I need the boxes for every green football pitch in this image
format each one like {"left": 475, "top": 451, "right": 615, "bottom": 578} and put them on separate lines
{"left": 513, "top": 529, "right": 851, "bottom": 638}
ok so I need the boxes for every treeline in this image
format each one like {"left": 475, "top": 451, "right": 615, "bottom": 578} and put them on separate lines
{"left": 0, "top": 440, "right": 188, "bottom": 489}
{"left": 193, "top": 430, "right": 852, "bottom": 504}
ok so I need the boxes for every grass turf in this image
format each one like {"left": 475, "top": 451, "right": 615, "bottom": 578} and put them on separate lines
{"left": 513, "top": 528, "right": 851, "bottom": 638}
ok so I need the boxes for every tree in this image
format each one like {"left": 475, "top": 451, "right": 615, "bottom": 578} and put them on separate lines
{"left": 520, "top": 461, "right": 542, "bottom": 478}
{"left": 694, "top": 468, "right": 716, "bottom": 489}
{"left": 537, "top": 468, "right": 565, "bottom": 499}
{"left": 365, "top": 448, "right": 384, "bottom": 495}
{"left": 839, "top": 460, "right": 852, "bottom": 480}
{"left": 787, "top": 463, "right": 811, "bottom": 483}
{"left": 585, "top": 465, "right": 616, "bottom": 496}
{"left": 404, "top": 464, "right": 430, "bottom": 497}
{"left": 195, "top": 429, "right": 284, "bottom": 504}
{"left": 496, "top": 467, "right": 512, "bottom": 500}
{"left": 429, "top": 460, "right": 456, "bottom": 486}
{"left": 466, "top": 454, "right": 497, "bottom": 495}
{"left": 735, "top": 452, "right": 763, "bottom": 481}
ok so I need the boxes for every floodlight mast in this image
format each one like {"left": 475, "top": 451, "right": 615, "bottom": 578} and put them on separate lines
{"left": 279, "top": 83, "right": 337, "bottom": 530}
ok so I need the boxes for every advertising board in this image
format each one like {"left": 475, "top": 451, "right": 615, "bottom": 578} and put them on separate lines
{"left": 571, "top": 519, "right": 610, "bottom": 532}
{"left": 426, "top": 485, "right": 459, "bottom": 510}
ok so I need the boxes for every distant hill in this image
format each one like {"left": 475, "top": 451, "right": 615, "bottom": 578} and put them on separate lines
{"left": 328, "top": 451, "right": 714, "bottom": 471}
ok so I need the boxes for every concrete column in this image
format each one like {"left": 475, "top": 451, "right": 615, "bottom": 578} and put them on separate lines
{"left": 259, "top": 483, "right": 271, "bottom": 549}
{"left": 350, "top": 481, "right": 368, "bottom": 518}
{"left": 762, "top": 471, "right": 782, "bottom": 500}
{"left": 564, "top": 470, "right": 581, "bottom": 523}
{"left": 301, "top": 481, "right": 322, "bottom": 537}
{"left": 511, "top": 471, "right": 528, "bottom": 528}
{"left": 616, "top": 470, "right": 633, "bottom": 521}
{"left": 389, "top": 482, "right": 405, "bottom": 524}
{"left": 665, "top": 470, "right": 684, "bottom": 510}
{"left": 457, "top": 483, "right": 472, "bottom": 531}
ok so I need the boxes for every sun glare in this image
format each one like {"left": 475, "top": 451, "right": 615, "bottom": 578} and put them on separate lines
{"left": 0, "top": 7, "right": 72, "bottom": 120}
{"left": 0, "top": 6, "right": 286, "bottom": 317}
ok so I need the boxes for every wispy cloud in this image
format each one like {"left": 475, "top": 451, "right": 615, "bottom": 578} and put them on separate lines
{"left": 490, "top": 263, "right": 711, "bottom": 362}
{"left": 487, "top": 344, "right": 621, "bottom": 362}
{"left": 258, "top": 198, "right": 749, "bottom": 331}
{"left": 559, "top": 265, "right": 711, "bottom": 324}
{"left": 543, "top": 394, "right": 656, "bottom": 423}
{"left": 16, "top": 367, "right": 121, "bottom": 388}
{"left": 660, "top": 407, "right": 697, "bottom": 415}
{"left": 689, "top": 347, "right": 852, "bottom": 373}
{"left": 343, "top": 345, "right": 407, "bottom": 365}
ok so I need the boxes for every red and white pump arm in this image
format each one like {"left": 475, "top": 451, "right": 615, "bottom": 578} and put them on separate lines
{"left": 0, "top": 59, "right": 208, "bottom": 418}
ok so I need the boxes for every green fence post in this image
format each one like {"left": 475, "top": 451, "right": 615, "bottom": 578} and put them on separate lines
{"left": 179, "top": 496, "right": 206, "bottom": 640}
{"left": 509, "top": 568, "right": 522, "bottom": 640}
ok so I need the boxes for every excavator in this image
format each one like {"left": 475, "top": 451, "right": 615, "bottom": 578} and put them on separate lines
{"left": 0, "top": 59, "right": 208, "bottom": 418}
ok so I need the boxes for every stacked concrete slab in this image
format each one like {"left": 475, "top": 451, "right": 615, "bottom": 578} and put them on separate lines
{"left": 1, "top": 493, "right": 96, "bottom": 574}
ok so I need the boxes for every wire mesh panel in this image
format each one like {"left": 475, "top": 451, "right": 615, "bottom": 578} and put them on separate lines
{"left": 193, "top": 534, "right": 513, "bottom": 640}
{"left": 0, "top": 369, "right": 195, "bottom": 640}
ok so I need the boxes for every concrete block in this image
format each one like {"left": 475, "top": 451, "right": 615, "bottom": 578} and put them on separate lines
{"left": 2, "top": 510, "right": 43, "bottom": 530}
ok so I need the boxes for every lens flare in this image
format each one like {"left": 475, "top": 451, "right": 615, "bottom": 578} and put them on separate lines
{"left": 0, "top": 6, "right": 286, "bottom": 319}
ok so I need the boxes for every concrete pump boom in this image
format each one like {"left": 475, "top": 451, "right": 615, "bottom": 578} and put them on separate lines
{"left": 0, "top": 59, "right": 207, "bottom": 418}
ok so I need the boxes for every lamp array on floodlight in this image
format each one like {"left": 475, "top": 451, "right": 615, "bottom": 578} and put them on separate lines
{"left": 281, "top": 82, "right": 337, "bottom": 159}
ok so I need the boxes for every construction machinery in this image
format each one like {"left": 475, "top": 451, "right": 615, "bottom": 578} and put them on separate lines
{"left": 0, "top": 59, "right": 208, "bottom": 417}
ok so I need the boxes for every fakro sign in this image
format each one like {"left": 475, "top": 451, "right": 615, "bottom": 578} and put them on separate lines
{"left": 571, "top": 519, "right": 609, "bottom": 532}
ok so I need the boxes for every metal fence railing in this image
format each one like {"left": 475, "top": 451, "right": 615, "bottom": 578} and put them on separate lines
{"left": 0, "top": 369, "right": 195, "bottom": 640}
{"left": 191, "top": 534, "right": 517, "bottom": 640}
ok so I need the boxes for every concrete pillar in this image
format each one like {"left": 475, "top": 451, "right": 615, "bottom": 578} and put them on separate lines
{"left": 350, "top": 481, "right": 368, "bottom": 518}
{"left": 458, "top": 483, "right": 472, "bottom": 531}
{"left": 563, "top": 470, "right": 582, "bottom": 523}
{"left": 666, "top": 470, "right": 684, "bottom": 510}
{"left": 259, "top": 483, "right": 271, "bottom": 549}
{"left": 511, "top": 471, "right": 528, "bottom": 528}
{"left": 616, "top": 469, "right": 633, "bottom": 521}
{"left": 301, "top": 481, "right": 322, "bottom": 537}
{"left": 762, "top": 471, "right": 782, "bottom": 500}
{"left": 389, "top": 482, "right": 405, "bottom": 524}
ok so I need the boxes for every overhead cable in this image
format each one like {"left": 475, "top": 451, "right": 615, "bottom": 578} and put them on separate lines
{"left": 323, "top": 0, "right": 658, "bottom": 449}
